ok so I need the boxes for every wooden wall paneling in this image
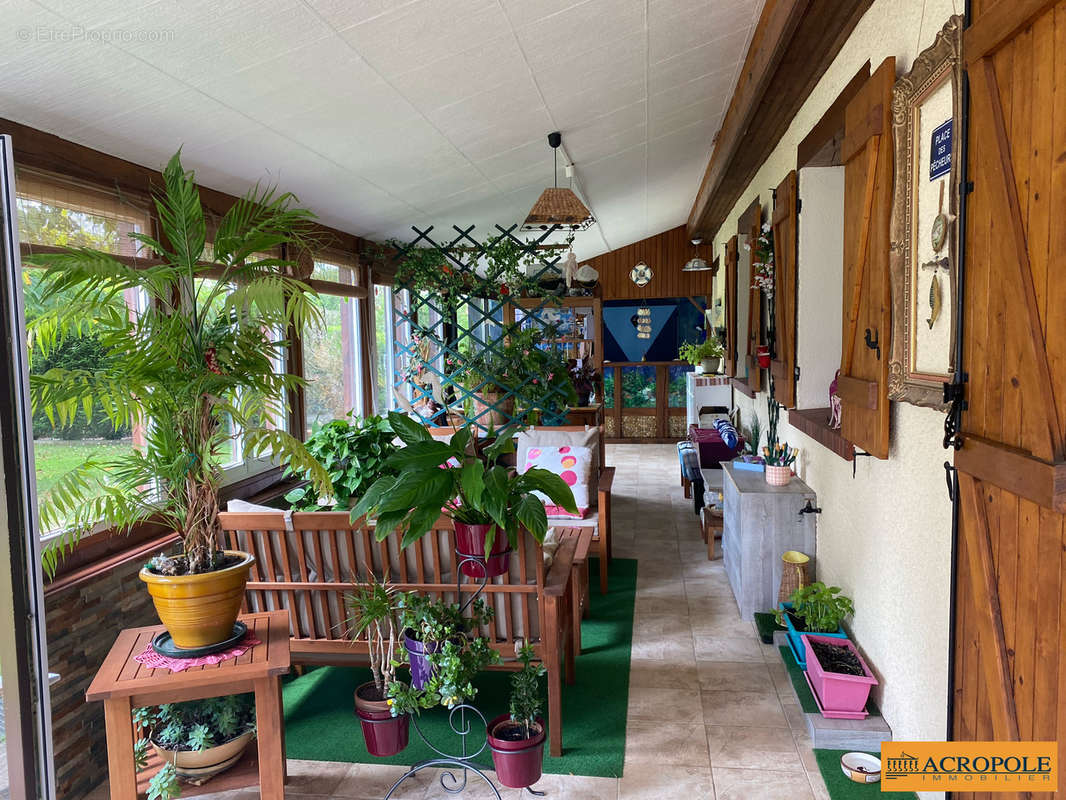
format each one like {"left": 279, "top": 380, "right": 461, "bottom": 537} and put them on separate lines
{"left": 724, "top": 237, "right": 739, "bottom": 376}
{"left": 586, "top": 225, "right": 714, "bottom": 301}
{"left": 771, "top": 171, "right": 798, "bottom": 406}
{"left": 838, "top": 58, "right": 894, "bottom": 459}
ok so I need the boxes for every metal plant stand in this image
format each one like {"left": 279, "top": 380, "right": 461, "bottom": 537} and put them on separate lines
{"left": 383, "top": 552, "right": 546, "bottom": 799}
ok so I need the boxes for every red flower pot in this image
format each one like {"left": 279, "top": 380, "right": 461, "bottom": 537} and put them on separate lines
{"left": 354, "top": 681, "right": 409, "bottom": 757}
{"left": 487, "top": 714, "right": 545, "bottom": 789}
{"left": 454, "top": 522, "right": 510, "bottom": 578}
{"left": 756, "top": 346, "right": 771, "bottom": 369}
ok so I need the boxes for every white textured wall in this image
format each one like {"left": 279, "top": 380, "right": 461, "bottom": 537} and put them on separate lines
{"left": 795, "top": 167, "right": 845, "bottom": 410}
{"left": 711, "top": 2, "right": 960, "bottom": 796}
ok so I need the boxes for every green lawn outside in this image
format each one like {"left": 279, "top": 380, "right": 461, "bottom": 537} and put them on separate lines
{"left": 33, "top": 439, "right": 134, "bottom": 496}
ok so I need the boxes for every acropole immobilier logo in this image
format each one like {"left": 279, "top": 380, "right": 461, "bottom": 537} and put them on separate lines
{"left": 881, "top": 742, "right": 1057, "bottom": 792}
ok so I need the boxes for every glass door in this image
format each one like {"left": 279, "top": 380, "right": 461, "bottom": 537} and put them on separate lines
{"left": 0, "top": 133, "right": 56, "bottom": 800}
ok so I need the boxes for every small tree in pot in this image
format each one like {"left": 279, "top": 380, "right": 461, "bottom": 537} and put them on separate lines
{"left": 487, "top": 642, "right": 548, "bottom": 788}
{"left": 348, "top": 578, "right": 410, "bottom": 756}
{"left": 351, "top": 413, "right": 576, "bottom": 578}
{"left": 28, "top": 151, "right": 332, "bottom": 648}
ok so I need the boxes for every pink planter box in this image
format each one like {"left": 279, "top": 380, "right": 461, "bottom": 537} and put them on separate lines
{"left": 802, "top": 634, "right": 877, "bottom": 715}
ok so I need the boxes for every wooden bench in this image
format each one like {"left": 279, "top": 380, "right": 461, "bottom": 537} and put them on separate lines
{"left": 218, "top": 511, "right": 577, "bottom": 757}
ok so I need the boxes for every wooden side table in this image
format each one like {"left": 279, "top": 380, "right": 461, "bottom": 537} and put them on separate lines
{"left": 86, "top": 611, "right": 291, "bottom": 800}
{"left": 555, "top": 526, "right": 593, "bottom": 654}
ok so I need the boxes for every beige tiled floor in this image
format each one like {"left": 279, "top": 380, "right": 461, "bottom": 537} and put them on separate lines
{"left": 87, "top": 444, "right": 829, "bottom": 799}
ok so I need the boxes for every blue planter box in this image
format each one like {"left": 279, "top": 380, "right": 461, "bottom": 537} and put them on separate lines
{"left": 780, "top": 602, "right": 847, "bottom": 668}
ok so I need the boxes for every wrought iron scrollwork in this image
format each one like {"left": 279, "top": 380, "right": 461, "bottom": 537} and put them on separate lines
{"left": 942, "top": 373, "right": 967, "bottom": 450}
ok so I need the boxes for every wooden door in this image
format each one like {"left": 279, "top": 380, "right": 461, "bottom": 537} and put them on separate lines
{"left": 838, "top": 57, "right": 894, "bottom": 458}
{"left": 724, "top": 236, "right": 738, "bottom": 377}
{"left": 771, "top": 170, "right": 799, "bottom": 407}
{"left": 952, "top": 2, "right": 1066, "bottom": 797}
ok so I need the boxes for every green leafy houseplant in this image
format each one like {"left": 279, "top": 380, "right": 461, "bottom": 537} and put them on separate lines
{"left": 283, "top": 414, "right": 399, "bottom": 510}
{"left": 763, "top": 395, "right": 797, "bottom": 467}
{"left": 678, "top": 337, "right": 724, "bottom": 366}
{"left": 133, "top": 694, "right": 256, "bottom": 800}
{"left": 785, "top": 582, "right": 854, "bottom": 632}
{"left": 508, "top": 642, "right": 547, "bottom": 738}
{"left": 350, "top": 412, "right": 577, "bottom": 553}
{"left": 28, "top": 150, "right": 331, "bottom": 577}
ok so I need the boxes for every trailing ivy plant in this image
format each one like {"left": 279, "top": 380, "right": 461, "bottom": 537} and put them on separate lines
{"left": 283, "top": 414, "right": 399, "bottom": 510}
{"left": 133, "top": 694, "right": 256, "bottom": 800}
{"left": 27, "top": 150, "right": 332, "bottom": 577}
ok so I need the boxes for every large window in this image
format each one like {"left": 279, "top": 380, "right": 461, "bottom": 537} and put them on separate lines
{"left": 17, "top": 174, "right": 150, "bottom": 530}
{"left": 303, "top": 260, "right": 363, "bottom": 433}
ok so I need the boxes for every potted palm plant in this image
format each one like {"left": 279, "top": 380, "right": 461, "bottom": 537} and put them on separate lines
{"left": 487, "top": 642, "right": 547, "bottom": 788}
{"left": 348, "top": 578, "right": 411, "bottom": 757}
{"left": 351, "top": 413, "right": 576, "bottom": 578}
{"left": 27, "top": 151, "right": 332, "bottom": 648}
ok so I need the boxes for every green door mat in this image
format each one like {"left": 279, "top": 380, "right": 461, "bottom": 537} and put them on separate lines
{"left": 282, "top": 557, "right": 637, "bottom": 778}
{"left": 815, "top": 750, "right": 916, "bottom": 799}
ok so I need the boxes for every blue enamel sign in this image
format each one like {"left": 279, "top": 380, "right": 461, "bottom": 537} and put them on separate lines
{"left": 929, "top": 119, "right": 952, "bottom": 180}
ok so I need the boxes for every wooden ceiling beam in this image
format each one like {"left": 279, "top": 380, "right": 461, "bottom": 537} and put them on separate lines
{"left": 686, "top": 0, "right": 874, "bottom": 240}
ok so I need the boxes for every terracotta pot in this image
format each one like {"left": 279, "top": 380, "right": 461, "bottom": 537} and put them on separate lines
{"left": 140, "top": 551, "right": 254, "bottom": 649}
{"left": 765, "top": 465, "right": 792, "bottom": 486}
{"left": 354, "top": 681, "right": 409, "bottom": 757}
{"left": 454, "top": 522, "right": 511, "bottom": 578}
{"left": 471, "top": 392, "right": 515, "bottom": 428}
{"left": 151, "top": 730, "right": 254, "bottom": 782}
{"left": 487, "top": 714, "right": 545, "bottom": 789}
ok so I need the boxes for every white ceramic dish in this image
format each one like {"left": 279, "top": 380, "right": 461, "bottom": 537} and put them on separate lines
{"left": 840, "top": 751, "right": 882, "bottom": 783}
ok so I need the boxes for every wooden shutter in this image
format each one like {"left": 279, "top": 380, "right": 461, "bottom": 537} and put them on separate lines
{"left": 838, "top": 58, "right": 894, "bottom": 459}
{"left": 951, "top": 2, "right": 1066, "bottom": 782}
{"left": 724, "top": 236, "right": 738, "bottom": 377}
{"left": 771, "top": 170, "right": 798, "bottom": 407}
{"left": 745, "top": 205, "right": 763, "bottom": 393}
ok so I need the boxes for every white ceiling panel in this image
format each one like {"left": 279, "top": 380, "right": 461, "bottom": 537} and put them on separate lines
{"left": 4, "top": 0, "right": 763, "bottom": 259}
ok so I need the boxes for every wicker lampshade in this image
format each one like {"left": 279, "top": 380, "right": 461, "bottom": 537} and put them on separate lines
{"left": 521, "top": 187, "right": 595, "bottom": 231}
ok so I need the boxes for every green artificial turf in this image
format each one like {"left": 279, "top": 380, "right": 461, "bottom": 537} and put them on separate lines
{"left": 814, "top": 750, "right": 916, "bottom": 799}
{"left": 778, "top": 645, "right": 820, "bottom": 713}
{"left": 281, "top": 557, "right": 637, "bottom": 778}
{"left": 754, "top": 611, "right": 785, "bottom": 644}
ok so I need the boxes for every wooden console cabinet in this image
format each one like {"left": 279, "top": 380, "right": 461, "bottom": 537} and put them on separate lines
{"left": 720, "top": 462, "right": 818, "bottom": 620}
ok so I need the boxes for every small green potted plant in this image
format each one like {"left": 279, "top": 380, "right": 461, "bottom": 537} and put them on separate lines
{"left": 348, "top": 578, "right": 410, "bottom": 756}
{"left": 487, "top": 642, "right": 547, "bottom": 788}
{"left": 132, "top": 694, "right": 256, "bottom": 800}
{"left": 763, "top": 396, "right": 796, "bottom": 485}
{"left": 678, "top": 337, "right": 724, "bottom": 374}
{"left": 283, "top": 413, "right": 399, "bottom": 510}
{"left": 397, "top": 593, "right": 495, "bottom": 690}
{"left": 351, "top": 413, "right": 576, "bottom": 578}
{"left": 776, "top": 581, "right": 853, "bottom": 668}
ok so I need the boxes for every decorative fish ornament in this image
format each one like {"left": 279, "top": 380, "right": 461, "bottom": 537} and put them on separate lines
{"left": 927, "top": 271, "right": 942, "bottom": 329}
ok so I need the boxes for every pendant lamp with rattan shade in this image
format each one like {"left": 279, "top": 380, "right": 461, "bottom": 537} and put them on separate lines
{"left": 522, "top": 132, "right": 595, "bottom": 232}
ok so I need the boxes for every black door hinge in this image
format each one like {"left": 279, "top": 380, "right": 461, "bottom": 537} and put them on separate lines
{"left": 796, "top": 198, "right": 802, "bottom": 214}
{"left": 943, "top": 373, "right": 968, "bottom": 450}
{"left": 794, "top": 365, "right": 801, "bottom": 381}
{"left": 944, "top": 461, "right": 957, "bottom": 502}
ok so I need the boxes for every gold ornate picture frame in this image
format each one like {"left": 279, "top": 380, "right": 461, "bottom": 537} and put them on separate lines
{"left": 889, "top": 15, "right": 963, "bottom": 410}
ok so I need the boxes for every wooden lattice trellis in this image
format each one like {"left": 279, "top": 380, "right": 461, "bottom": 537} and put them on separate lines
{"left": 390, "top": 223, "right": 581, "bottom": 432}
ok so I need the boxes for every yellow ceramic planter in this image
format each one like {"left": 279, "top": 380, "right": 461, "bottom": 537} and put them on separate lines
{"left": 140, "top": 551, "right": 254, "bottom": 648}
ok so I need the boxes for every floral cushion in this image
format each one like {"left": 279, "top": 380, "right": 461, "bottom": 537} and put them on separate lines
{"left": 520, "top": 445, "right": 592, "bottom": 519}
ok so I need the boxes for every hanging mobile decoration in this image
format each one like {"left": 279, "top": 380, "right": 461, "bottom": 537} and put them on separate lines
{"left": 635, "top": 305, "right": 652, "bottom": 339}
